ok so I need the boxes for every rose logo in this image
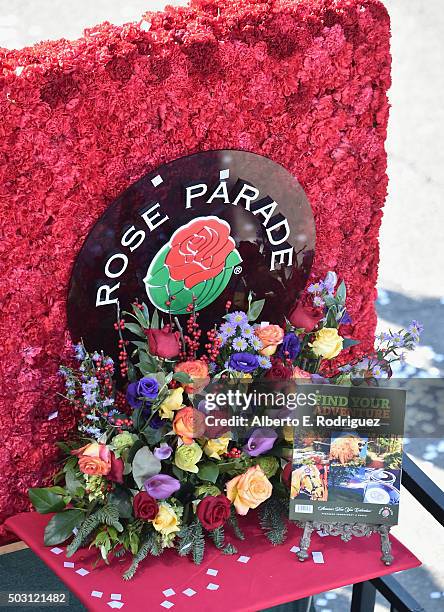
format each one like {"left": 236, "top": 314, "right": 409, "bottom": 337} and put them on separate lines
{"left": 144, "top": 216, "right": 242, "bottom": 314}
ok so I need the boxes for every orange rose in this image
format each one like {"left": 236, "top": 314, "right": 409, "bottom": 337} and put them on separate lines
{"left": 254, "top": 325, "right": 284, "bottom": 356}
{"left": 292, "top": 366, "right": 311, "bottom": 380}
{"left": 226, "top": 465, "right": 272, "bottom": 515}
{"left": 72, "top": 442, "right": 111, "bottom": 476}
{"left": 173, "top": 406, "right": 206, "bottom": 445}
{"left": 175, "top": 360, "right": 209, "bottom": 393}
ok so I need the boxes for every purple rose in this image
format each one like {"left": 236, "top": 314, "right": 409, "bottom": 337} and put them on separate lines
{"left": 126, "top": 377, "right": 159, "bottom": 408}
{"left": 144, "top": 474, "right": 181, "bottom": 499}
{"left": 153, "top": 443, "right": 173, "bottom": 460}
{"left": 278, "top": 333, "right": 301, "bottom": 360}
{"left": 228, "top": 352, "right": 259, "bottom": 373}
{"left": 243, "top": 428, "right": 278, "bottom": 457}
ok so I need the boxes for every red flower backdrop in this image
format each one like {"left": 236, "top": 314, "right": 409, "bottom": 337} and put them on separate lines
{"left": 0, "top": 0, "right": 390, "bottom": 542}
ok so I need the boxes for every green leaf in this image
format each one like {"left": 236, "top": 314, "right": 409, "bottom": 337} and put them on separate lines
{"left": 173, "top": 371, "right": 193, "bottom": 384}
{"left": 342, "top": 338, "right": 360, "bottom": 349}
{"left": 335, "top": 281, "right": 346, "bottom": 305}
{"left": 140, "top": 423, "right": 163, "bottom": 446}
{"left": 29, "top": 488, "right": 67, "bottom": 514}
{"left": 151, "top": 309, "right": 160, "bottom": 330}
{"left": 65, "top": 470, "right": 84, "bottom": 498}
{"left": 172, "top": 465, "right": 184, "bottom": 480}
{"left": 125, "top": 322, "right": 146, "bottom": 339}
{"left": 44, "top": 509, "right": 85, "bottom": 546}
{"left": 130, "top": 305, "right": 149, "bottom": 329}
{"left": 108, "top": 487, "right": 133, "bottom": 519}
{"left": 247, "top": 298, "right": 265, "bottom": 322}
{"left": 137, "top": 351, "right": 159, "bottom": 375}
{"left": 132, "top": 447, "right": 161, "bottom": 489}
{"left": 197, "top": 462, "right": 220, "bottom": 483}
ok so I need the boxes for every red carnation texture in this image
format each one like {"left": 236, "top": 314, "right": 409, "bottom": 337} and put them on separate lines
{"left": 0, "top": 0, "right": 391, "bottom": 541}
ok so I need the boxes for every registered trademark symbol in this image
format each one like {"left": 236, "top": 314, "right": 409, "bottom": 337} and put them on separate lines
{"left": 234, "top": 266, "right": 242, "bottom": 275}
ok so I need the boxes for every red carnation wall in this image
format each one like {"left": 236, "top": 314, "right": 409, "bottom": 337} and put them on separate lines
{"left": 0, "top": 0, "right": 390, "bottom": 541}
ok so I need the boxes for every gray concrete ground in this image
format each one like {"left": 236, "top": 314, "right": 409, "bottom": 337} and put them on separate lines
{"left": 1, "top": 1, "right": 443, "bottom": 611}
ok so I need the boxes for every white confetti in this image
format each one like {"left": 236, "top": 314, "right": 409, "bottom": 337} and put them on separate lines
{"left": 160, "top": 603, "right": 174, "bottom": 610}
{"left": 140, "top": 21, "right": 151, "bottom": 32}
{"left": 312, "top": 551, "right": 325, "bottom": 564}
{"left": 91, "top": 591, "right": 103, "bottom": 599}
{"left": 63, "top": 562, "right": 75, "bottom": 568}
{"left": 206, "top": 569, "right": 218, "bottom": 576}
{"left": 207, "top": 583, "right": 220, "bottom": 591}
{"left": 76, "top": 568, "right": 89, "bottom": 576}
{"left": 317, "top": 530, "right": 329, "bottom": 537}
{"left": 290, "top": 546, "right": 300, "bottom": 553}
{"left": 15, "top": 66, "right": 24, "bottom": 76}
{"left": 430, "top": 592, "right": 442, "bottom": 599}
{"left": 316, "top": 598, "right": 328, "bottom": 606}
{"left": 182, "top": 588, "right": 196, "bottom": 597}
{"left": 72, "top": 527, "right": 78, "bottom": 535}
{"left": 325, "top": 593, "right": 337, "bottom": 600}
{"left": 237, "top": 555, "right": 250, "bottom": 563}
{"left": 111, "top": 594, "right": 122, "bottom": 601}
{"left": 48, "top": 411, "right": 58, "bottom": 420}
{"left": 107, "top": 602, "right": 124, "bottom": 609}
{"left": 219, "top": 169, "right": 230, "bottom": 180}
{"left": 162, "top": 589, "right": 175, "bottom": 598}
{"left": 50, "top": 547, "right": 63, "bottom": 555}
{"left": 151, "top": 175, "right": 163, "bottom": 187}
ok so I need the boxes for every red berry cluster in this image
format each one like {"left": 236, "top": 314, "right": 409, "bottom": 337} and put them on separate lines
{"left": 182, "top": 300, "right": 201, "bottom": 359}
{"left": 205, "top": 328, "right": 221, "bottom": 362}
{"left": 165, "top": 294, "right": 176, "bottom": 307}
{"left": 117, "top": 338, "right": 129, "bottom": 378}
{"left": 113, "top": 319, "right": 125, "bottom": 331}
{"left": 103, "top": 411, "right": 133, "bottom": 431}
{"left": 226, "top": 447, "right": 242, "bottom": 459}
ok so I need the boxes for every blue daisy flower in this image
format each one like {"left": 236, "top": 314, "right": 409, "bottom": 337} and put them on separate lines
{"left": 220, "top": 322, "right": 236, "bottom": 337}
{"left": 228, "top": 311, "right": 248, "bottom": 325}
{"left": 258, "top": 356, "right": 272, "bottom": 369}
{"left": 250, "top": 336, "right": 262, "bottom": 350}
{"left": 232, "top": 336, "right": 248, "bottom": 351}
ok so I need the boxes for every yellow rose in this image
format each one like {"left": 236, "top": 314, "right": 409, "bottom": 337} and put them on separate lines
{"left": 204, "top": 436, "right": 230, "bottom": 460}
{"left": 226, "top": 465, "right": 272, "bottom": 515}
{"left": 158, "top": 387, "right": 184, "bottom": 419}
{"left": 174, "top": 442, "right": 203, "bottom": 473}
{"left": 152, "top": 503, "right": 180, "bottom": 535}
{"left": 310, "top": 328, "right": 343, "bottom": 359}
{"left": 282, "top": 425, "right": 294, "bottom": 443}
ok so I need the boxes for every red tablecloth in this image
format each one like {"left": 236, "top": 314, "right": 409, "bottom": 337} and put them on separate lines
{"left": 5, "top": 513, "right": 420, "bottom": 612}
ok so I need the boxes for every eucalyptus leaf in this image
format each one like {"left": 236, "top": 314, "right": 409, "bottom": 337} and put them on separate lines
{"left": 335, "top": 281, "right": 346, "bottom": 305}
{"left": 132, "top": 447, "right": 161, "bottom": 488}
{"left": 44, "top": 509, "right": 85, "bottom": 546}
{"left": 125, "top": 322, "right": 146, "bottom": 339}
{"left": 108, "top": 487, "right": 133, "bottom": 519}
{"left": 173, "top": 371, "right": 193, "bottom": 384}
{"left": 151, "top": 309, "right": 160, "bottom": 329}
{"left": 247, "top": 298, "right": 265, "bottom": 322}
{"left": 342, "top": 338, "right": 360, "bottom": 349}
{"left": 197, "top": 462, "right": 220, "bottom": 483}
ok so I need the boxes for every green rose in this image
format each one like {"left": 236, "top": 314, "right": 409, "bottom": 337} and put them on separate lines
{"left": 112, "top": 432, "right": 137, "bottom": 456}
{"left": 174, "top": 443, "right": 203, "bottom": 473}
{"left": 255, "top": 456, "right": 279, "bottom": 478}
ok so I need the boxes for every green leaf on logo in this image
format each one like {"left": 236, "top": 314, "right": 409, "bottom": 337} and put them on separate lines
{"left": 144, "top": 241, "right": 242, "bottom": 314}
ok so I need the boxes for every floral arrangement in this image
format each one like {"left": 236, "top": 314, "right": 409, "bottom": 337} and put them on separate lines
{"left": 29, "top": 273, "right": 420, "bottom": 578}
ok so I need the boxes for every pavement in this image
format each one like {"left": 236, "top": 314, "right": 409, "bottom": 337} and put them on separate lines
{"left": 0, "top": 1, "right": 443, "bottom": 611}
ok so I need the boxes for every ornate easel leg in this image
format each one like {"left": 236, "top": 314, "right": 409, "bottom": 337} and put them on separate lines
{"left": 297, "top": 522, "right": 314, "bottom": 562}
{"left": 378, "top": 525, "right": 394, "bottom": 566}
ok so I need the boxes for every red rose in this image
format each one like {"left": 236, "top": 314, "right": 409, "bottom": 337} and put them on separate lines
{"left": 107, "top": 452, "right": 124, "bottom": 484}
{"left": 165, "top": 217, "right": 236, "bottom": 289}
{"left": 288, "top": 303, "right": 324, "bottom": 332}
{"left": 196, "top": 494, "right": 231, "bottom": 530}
{"left": 282, "top": 462, "right": 292, "bottom": 488}
{"left": 133, "top": 491, "right": 159, "bottom": 521}
{"left": 266, "top": 360, "right": 293, "bottom": 380}
{"left": 146, "top": 325, "right": 181, "bottom": 359}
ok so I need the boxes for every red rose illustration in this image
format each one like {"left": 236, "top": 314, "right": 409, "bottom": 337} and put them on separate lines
{"left": 165, "top": 217, "right": 236, "bottom": 289}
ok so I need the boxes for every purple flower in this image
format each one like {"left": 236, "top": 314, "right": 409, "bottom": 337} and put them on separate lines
{"left": 308, "top": 281, "right": 324, "bottom": 294}
{"left": 228, "top": 311, "right": 248, "bottom": 325}
{"left": 278, "top": 333, "right": 301, "bottom": 360}
{"left": 408, "top": 320, "right": 424, "bottom": 340}
{"left": 323, "top": 271, "right": 337, "bottom": 294}
{"left": 228, "top": 352, "right": 259, "bottom": 373}
{"left": 153, "top": 443, "right": 173, "bottom": 460}
{"left": 126, "top": 377, "right": 159, "bottom": 408}
{"left": 339, "top": 310, "right": 352, "bottom": 325}
{"left": 310, "top": 373, "right": 329, "bottom": 384}
{"left": 144, "top": 474, "right": 180, "bottom": 499}
{"left": 220, "top": 322, "right": 236, "bottom": 337}
{"left": 243, "top": 428, "right": 277, "bottom": 457}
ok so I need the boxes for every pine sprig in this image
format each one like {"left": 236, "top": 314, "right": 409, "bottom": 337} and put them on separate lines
{"left": 258, "top": 497, "right": 288, "bottom": 545}
{"left": 222, "top": 543, "right": 238, "bottom": 555}
{"left": 66, "top": 505, "right": 123, "bottom": 558}
{"left": 209, "top": 526, "right": 225, "bottom": 549}
{"left": 123, "top": 531, "right": 162, "bottom": 581}
{"left": 177, "top": 519, "right": 205, "bottom": 564}
{"left": 228, "top": 507, "right": 245, "bottom": 540}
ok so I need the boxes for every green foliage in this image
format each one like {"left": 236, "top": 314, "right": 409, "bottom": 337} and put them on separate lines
{"left": 123, "top": 530, "right": 163, "bottom": 580}
{"left": 197, "top": 462, "right": 220, "bottom": 483}
{"left": 222, "top": 543, "right": 238, "bottom": 555}
{"left": 177, "top": 519, "right": 205, "bottom": 564}
{"left": 66, "top": 505, "right": 123, "bottom": 558}
{"left": 228, "top": 507, "right": 245, "bottom": 541}
{"left": 44, "top": 509, "right": 85, "bottom": 546}
{"left": 258, "top": 497, "right": 288, "bottom": 546}
{"left": 247, "top": 296, "right": 265, "bottom": 322}
{"left": 29, "top": 487, "right": 67, "bottom": 514}
{"left": 209, "top": 526, "right": 225, "bottom": 549}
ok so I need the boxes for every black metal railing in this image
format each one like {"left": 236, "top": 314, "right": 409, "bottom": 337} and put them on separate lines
{"left": 350, "top": 452, "right": 444, "bottom": 612}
